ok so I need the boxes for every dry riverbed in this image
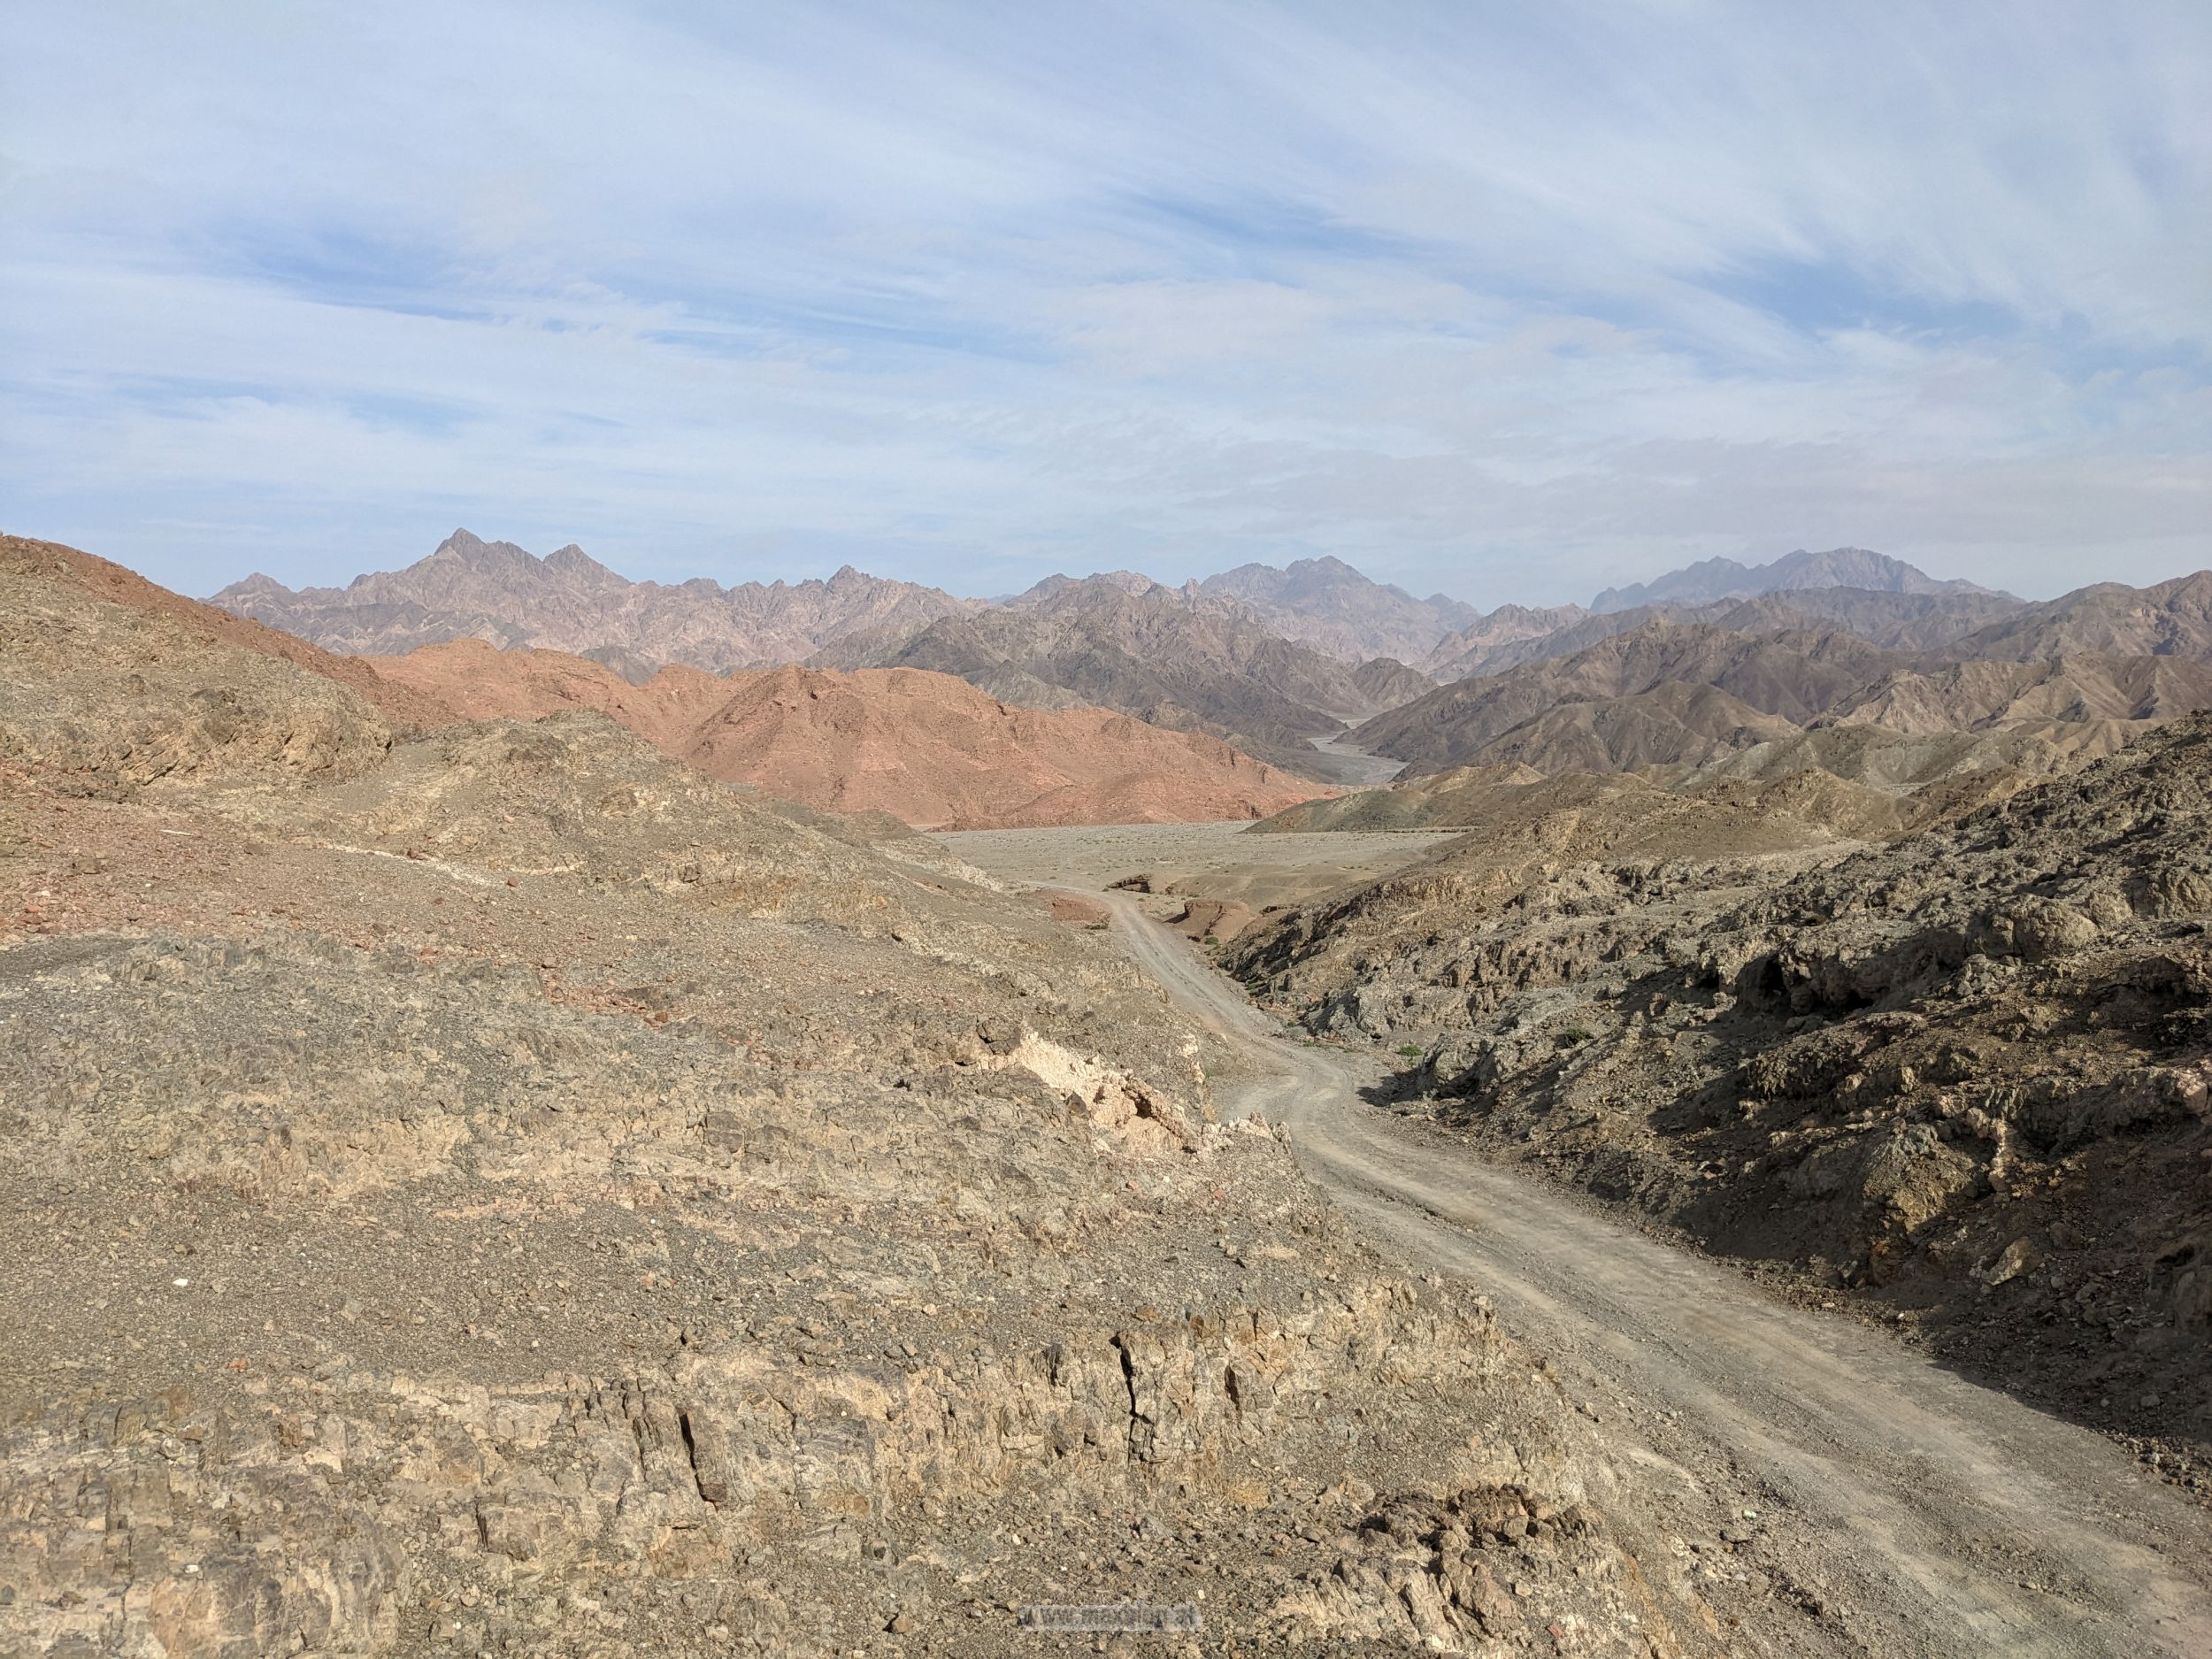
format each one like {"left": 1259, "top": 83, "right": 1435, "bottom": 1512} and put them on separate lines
{"left": 937, "top": 820, "right": 1461, "bottom": 912}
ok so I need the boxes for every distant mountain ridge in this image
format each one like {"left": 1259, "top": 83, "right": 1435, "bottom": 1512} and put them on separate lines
{"left": 1424, "top": 588, "right": 2027, "bottom": 681}
{"left": 1358, "top": 599, "right": 2212, "bottom": 780}
{"left": 210, "top": 533, "right": 2021, "bottom": 687}
{"left": 211, "top": 528, "right": 978, "bottom": 671}
{"left": 1590, "top": 547, "right": 2009, "bottom": 613}
{"left": 210, "top": 534, "right": 2212, "bottom": 792}
{"left": 1192, "top": 556, "right": 1479, "bottom": 664}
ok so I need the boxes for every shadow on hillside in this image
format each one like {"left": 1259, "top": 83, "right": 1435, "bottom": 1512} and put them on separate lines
{"left": 1344, "top": 1064, "right": 2212, "bottom": 1486}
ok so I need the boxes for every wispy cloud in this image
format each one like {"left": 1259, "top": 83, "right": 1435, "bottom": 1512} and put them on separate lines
{"left": 2, "top": 0, "right": 2205, "bottom": 602}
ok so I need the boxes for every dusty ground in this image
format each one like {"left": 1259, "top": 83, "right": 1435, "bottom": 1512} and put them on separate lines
{"left": 937, "top": 823, "right": 1460, "bottom": 913}
{"left": 1075, "top": 889, "right": 2212, "bottom": 1659}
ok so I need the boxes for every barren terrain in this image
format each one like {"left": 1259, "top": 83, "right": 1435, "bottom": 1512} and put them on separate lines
{"left": 6, "top": 532, "right": 1890, "bottom": 1657}
{"left": 941, "top": 824, "right": 2212, "bottom": 1656}
{"left": 17, "top": 526, "right": 2212, "bottom": 1656}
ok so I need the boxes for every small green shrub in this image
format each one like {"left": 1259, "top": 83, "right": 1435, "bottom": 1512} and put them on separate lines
{"left": 1554, "top": 1025, "right": 1594, "bottom": 1048}
{"left": 1395, "top": 1042, "right": 1425, "bottom": 1061}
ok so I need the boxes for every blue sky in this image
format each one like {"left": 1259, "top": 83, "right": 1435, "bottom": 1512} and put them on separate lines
{"left": 2, "top": 0, "right": 2206, "bottom": 605}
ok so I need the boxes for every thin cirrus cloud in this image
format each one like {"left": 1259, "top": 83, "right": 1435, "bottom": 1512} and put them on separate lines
{"left": 0, "top": 0, "right": 2204, "bottom": 604}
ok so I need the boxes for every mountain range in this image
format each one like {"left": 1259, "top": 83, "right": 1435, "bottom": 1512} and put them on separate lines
{"left": 815, "top": 573, "right": 1429, "bottom": 780}
{"left": 207, "top": 529, "right": 2212, "bottom": 796}
{"left": 1358, "top": 609, "right": 2212, "bottom": 781}
{"left": 1188, "top": 556, "right": 1479, "bottom": 663}
{"left": 209, "top": 533, "right": 2018, "bottom": 679}
{"left": 18, "top": 524, "right": 2212, "bottom": 1650}
{"left": 212, "top": 528, "right": 976, "bottom": 670}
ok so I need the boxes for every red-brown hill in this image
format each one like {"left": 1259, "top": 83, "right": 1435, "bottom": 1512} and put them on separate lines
{"left": 373, "top": 641, "right": 1331, "bottom": 829}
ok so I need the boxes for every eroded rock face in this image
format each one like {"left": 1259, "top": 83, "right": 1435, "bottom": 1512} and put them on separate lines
{"left": 1232, "top": 716, "right": 2212, "bottom": 1466}
{"left": 2, "top": 913, "right": 1720, "bottom": 1655}
{"left": 1278, "top": 1487, "right": 1686, "bottom": 1655}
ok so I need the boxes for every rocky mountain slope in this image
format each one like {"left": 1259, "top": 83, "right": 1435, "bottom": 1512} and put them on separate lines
{"left": 1951, "top": 570, "right": 2212, "bottom": 661}
{"left": 372, "top": 641, "right": 1331, "bottom": 831}
{"left": 1592, "top": 547, "right": 2008, "bottom": 612}
{"left": 1225, "top": 718, "right": 2212, "bottom": 1478}
{"left": 1366, "top": 608, "right": 2212, "bottom": 780}
{"left": 1, "top": 541, "right": 1776, "bottom": 1658}
{"left": 211, "top": 529, "right": 977, "bottom": 671}
{"left": 1421, "top": 588, "right": 2024, "bottom": 683}
{"left": 1254, "top": 718, "right": 2089, "bottom": 841}
{"left": 1191, "top": 556, "right": 1478, "bottom": 664}
{"left": 816, "top": 578, "right": 1424, "bottom": 780}
{"left": 1829, "top": 655, "right": 2212, "bottom": 740}
{"left": 1356, "top": 620, "right": 1911, "bottom": 774}
{"left": 1418, "top": 603, "right": 1596, "bottom": 679}
{"left": 1419, "top": 569, "right": 2212, "bottom": 692}
{"left": 1709, "top": 587, "right": 2025, "bottom": 652}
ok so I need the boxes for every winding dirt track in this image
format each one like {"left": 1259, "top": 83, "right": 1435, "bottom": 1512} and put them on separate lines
{"left": 1093, "top": 888, "right": 2212, "bottom": 1659}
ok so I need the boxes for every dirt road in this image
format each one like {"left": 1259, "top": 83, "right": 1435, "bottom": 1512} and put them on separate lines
{"left": 1093, "top": 887, "right": 2212, "bottom": 1659}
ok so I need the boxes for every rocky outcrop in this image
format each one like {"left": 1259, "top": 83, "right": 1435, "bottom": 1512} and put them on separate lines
{"left": 1, "top": 536, "right": 401, "bottom": 796}
{"left": 1230, "top": 715, "right": 2212, "bottom": 1470}
{"left": 1278, "top": 1486, "right": 1691, "bottom": 1654}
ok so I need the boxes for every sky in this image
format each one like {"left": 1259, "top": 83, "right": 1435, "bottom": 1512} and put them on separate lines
{"left": 2, "top": 1, "right": 2207, "bottom": 606}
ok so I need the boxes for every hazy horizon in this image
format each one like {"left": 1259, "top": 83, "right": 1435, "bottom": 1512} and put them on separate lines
{"left": 4, "top": 2, "right": 2207, "bottom": 607}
